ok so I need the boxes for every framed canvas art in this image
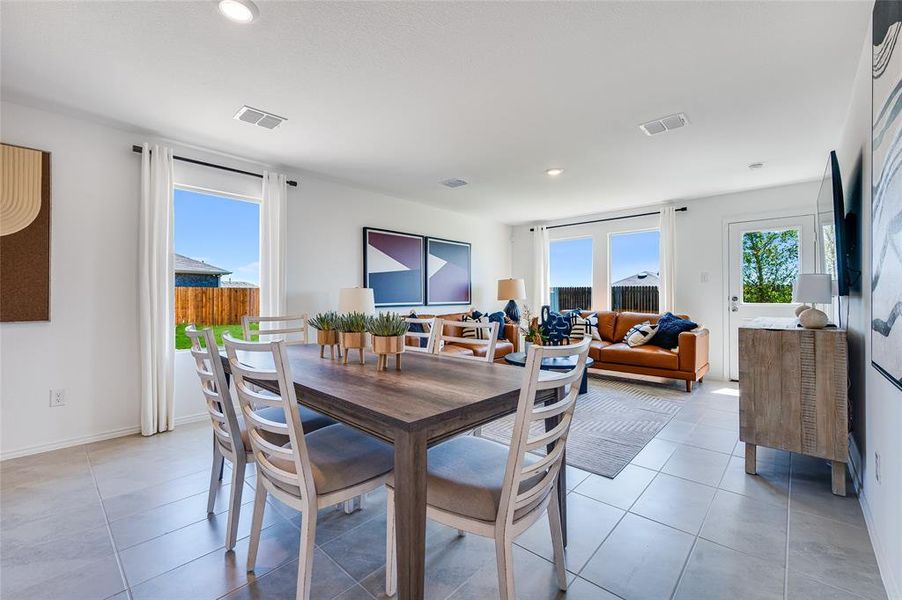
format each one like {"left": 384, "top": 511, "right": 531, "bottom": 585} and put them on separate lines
{"left": 363, "top": 227, "right": 425, "bottom": 307}
{"left": 426, "top": 237, "right": 471, "bottom": 305}
{"left": 1, "top": 143, "right": 51, "bottom": 322}
{"left": 872, "top": 0, "right": 902, "bottom": 391}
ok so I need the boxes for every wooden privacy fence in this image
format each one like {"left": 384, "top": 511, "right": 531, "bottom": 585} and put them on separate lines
{"left": 175, "top": 287, "right": 259, "bottom": 326}
{"left": 550, "top": 286, "right": 593, "bottom": 312}
{"left": 611, "top": 285, "right": 659, "bottom": 313}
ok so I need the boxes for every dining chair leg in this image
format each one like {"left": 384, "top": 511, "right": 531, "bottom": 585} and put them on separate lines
{"left": 296, "top": 505, "right": 318, "bottom": 600}
{"left": 246, "top": 483, "right": 267, "bottom": 572}
{"left": 225, "top": 456, "right": 246, "bottom": 551}
{"left": 548, "top": 490, "right": 568, "bottom": 591}
{"left": 207, "top": 439, "right": 224, "bottom": 514}
{"left": 494, "top": 530, "right": 515, "bottom": 600}
{"left": 385, "top": 489, "right": 397, "bottom": 597}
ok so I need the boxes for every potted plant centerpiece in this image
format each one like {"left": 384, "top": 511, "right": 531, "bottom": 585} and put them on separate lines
{"left": 308, "top": 312, "right": 341, "bottom": 359}
{"left": 367, "top": 312, "right": 408, "bottom": 371}
{"left": 337, "top": 311, "right": 368, "bottom": 365}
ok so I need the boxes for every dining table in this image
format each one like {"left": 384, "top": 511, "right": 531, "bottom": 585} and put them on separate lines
{"left": 220, "top": 343, "right": 568, "bottom": 600}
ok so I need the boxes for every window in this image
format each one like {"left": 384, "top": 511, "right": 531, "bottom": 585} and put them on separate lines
{"left": 548, "top": 237, "right": 592, "bottom": 312}
{"left": 173, "top": 188, "right": 260, "bottom": 349}
{"left": 609, "top": 230, "right": 660, "bottom": 312}
{"left": 741, "top": 228, "right": 799, "bottom": 303}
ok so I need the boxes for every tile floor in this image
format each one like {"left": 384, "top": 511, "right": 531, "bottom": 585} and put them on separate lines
{"left": 0, "top": 380, "right": 887, "bottom": 600}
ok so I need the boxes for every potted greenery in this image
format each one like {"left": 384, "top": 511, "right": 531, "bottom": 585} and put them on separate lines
{"left": 308, "top": 311, "right": 340, "bottom": 359}
{"left": 336, "top": 312, "right": 368, "bottom": 365}
{"left": 366, "top": 312, "right": 408, "bottom": 371}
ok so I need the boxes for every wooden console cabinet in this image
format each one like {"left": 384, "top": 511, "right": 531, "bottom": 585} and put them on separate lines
{"left": 738, "top": 323, "right": 849, "bottom": 495}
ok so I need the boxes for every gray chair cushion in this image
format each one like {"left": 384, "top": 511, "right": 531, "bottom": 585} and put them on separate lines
{"left": 237, "top": 405, "right": 336, "bottom": 450}
{"left": 414, "top": 436, "right": 546, "bottom": 523}
{"left": 269, "top": 424, "right": 394, "bottom": 496}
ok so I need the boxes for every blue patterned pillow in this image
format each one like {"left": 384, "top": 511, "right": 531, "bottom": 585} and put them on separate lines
{"left": 650, "top": 312, "right": 697, "bottom": 349}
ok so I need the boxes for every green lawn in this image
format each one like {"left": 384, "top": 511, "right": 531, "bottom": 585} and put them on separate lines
{"left": 175, "top": 322, "right": 258, "bottom": 350}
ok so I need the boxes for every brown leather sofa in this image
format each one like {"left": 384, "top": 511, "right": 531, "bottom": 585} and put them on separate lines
{"left": 409, "top": 312, "right": 518, "bottom": 362}
{"left": 583, "top": 311, "right": 709, "bottom": 391}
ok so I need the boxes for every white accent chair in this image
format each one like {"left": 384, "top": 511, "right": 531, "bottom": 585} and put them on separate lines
{"left": 385, "top": 336, "right": 592, "bottom": 599}
{"left": 222, "top": 334, "right": 394, "bottom": 600}
{"left": 432, "top": 317, "right": 499, "bottom": 363}
{"left": 404, "top": 316, "right": 438, "bottom": 354}
{"left": 242, "top": 314, "right": 309, "bottom": 344}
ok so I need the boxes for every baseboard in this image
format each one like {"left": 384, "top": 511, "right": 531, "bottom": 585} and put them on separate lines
{"left": 0, "top": 424, "right": 141, "bottom": 461}
{"left": 857, "top": 486, "right": 901, "bottom": 599}
{"left": 174, "top": 412, "right": 209, "bottom": 426}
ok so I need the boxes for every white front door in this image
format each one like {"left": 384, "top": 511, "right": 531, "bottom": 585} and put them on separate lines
{"left": 727, "top": 215, "right": 816, "bottom": 380}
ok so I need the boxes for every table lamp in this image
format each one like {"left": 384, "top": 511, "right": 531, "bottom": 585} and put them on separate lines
{"left": 793, "top": 273, "right": 832, "bottom": 329}
{"left": 338, "top": 287, "right": 376, "bottom": 315}
{"left": 497, "top": 278, "right": 526, "bottom": 322}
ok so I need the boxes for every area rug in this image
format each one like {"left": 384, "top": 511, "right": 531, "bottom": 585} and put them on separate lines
{"left": 477, "top": 376, "right": 688, "bottom": 479}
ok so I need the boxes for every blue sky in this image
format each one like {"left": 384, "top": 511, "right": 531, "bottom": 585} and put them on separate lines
{"left": 549, "top": 230, "right": 660, "bottom": 287}
{"left": 174, "top": 188, "right": 260, "bottom": 284}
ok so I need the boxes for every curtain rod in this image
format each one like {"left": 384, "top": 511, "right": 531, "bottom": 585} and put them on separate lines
{"left": 131, "top": 145, "right": 298, "bottom": 187}
{"left": 529, "top": 206, "right": 687, "bottom": 231}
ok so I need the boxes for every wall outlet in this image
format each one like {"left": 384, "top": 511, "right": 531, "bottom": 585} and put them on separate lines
{"left": 874, "top": 452, "right": 881, "bottom": 483}
{"left": 700, "top": 271, "right": 710, "bottom": 283}
{"left": 49, "top": 388, "right": 66, "bottom": 407}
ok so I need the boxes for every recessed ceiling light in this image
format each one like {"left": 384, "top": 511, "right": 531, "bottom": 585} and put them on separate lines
{"left": 748, "top": 162, "right": 765, "bottom": 170}
{"left": 218, "top": 0, "right": 259, "bottom": 23}
{"left": 545, "top": 168, "right": 564, "bottom": 176}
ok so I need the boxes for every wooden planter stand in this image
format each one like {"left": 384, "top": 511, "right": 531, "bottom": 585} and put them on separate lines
{"left": 340, "top": 332, "right": 367, "bottom": 365}
{"left": 316, "top": 329, "right": 342, "bottom": 359}
{"left": 372, "top": 335, "right": 404, "bottom": 371}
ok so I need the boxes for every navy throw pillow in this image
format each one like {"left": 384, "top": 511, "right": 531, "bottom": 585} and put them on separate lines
{"left": 650, "top": 312, "right": 697, "bottom": 349}
{"left": 407, "top": 311, "right": 429, "bottom": 348}
{"left": 486, "top": 311, "right": 506, "bottom": 340}
{"left": 540, "top": 306, "right": 572, "bottom": 345}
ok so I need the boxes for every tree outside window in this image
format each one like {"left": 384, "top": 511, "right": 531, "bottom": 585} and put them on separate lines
{"left": 742, "top": 229, "right": 799, "bottom": 303}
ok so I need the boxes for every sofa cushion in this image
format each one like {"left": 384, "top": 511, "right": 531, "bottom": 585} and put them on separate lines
{"left": 589, "top": 340, "right": 611, "bottom": 362}
{"left": 594, "top": 311, "right": 618, "bottom": 342}
{"left": 440, "top": 345, "right": 475, "bottom": 358}
{"left": 598, "top": 342, "right": 679, "bottom": 370}
{"left": 451, "top": 340, "right": 513, "bottom": 360}
{"left": 613, "top": 312, "right": 664, "bottom": 343}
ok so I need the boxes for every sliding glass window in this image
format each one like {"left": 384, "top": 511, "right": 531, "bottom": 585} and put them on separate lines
{"left": 609, "top": 229, "right": 660, "bottom": 313}
{"left": 548, "top": 237, "right": 593, "bottom": 312}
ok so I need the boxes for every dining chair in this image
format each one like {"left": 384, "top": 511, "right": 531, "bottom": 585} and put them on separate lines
{"left": 222, "top": 334, "right": 394, "bottom": 600}
{"left": 242, "top": 314, "right": 309, "bottom": 344}
{"left": 385, "top": 336, "right": 592, "bottom": 599}
{"left": 404, "top": 316, "right": 438, "bottom": 353}
{"left": 433, "top": 317, "right": 499, "bottom": 363}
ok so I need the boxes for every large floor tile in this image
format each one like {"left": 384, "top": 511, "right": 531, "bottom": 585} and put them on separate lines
{"left": 661, "top": 445, "right": 730, "bottom": 487}
{"left": 789, "top": 471, "right": 866, "bottom": 528}
{"left": 655, "top": 419, "right": 697, "bottom": 443}
{"left": 695, "top": 409, "right": 740, "bottom": 432}
{"left": 572, "top": 464, "right": 656, "bottom": 510}
{"left": 564, "top": 577, "right": 621, "bottom": 599}
{"left": 445, "top": 544, "right": 568, "bottom": 600}
{"left": 718, "top": 456, "right": 789, "bottom": 507}
{"left": 6, "top": 553, "right": 126, "bottom": 600}
{"left": 788, "top": 510, "right": 887, "bottom": 599}
{"left": 699, "top": 489, "right": 787, "bottom": 564}
{"left": 320, "top": 513, "right": 390, "bottom": 582}
{"left": 682, "top": 423, "right": 738, "bottom": 454}
{"left": 516, "top": 490, "right": 623, "bottom": 573}
{"left": 630, "top": 472, "right": 715, "bottom": 534}
{"left": 221, "top": 551, "right": 358, "bottom": 600}
{"left": 580, "top": 513, "right": 694, "bottom": 600}
{"left": 564, "top": 465, "right": 592, "bottom": 491}
{"left": 674, "top": 539, "right": 784, "bottom": 600}
{"left": 787, "top": 570, "right": 870, "bottom": 600}
{"left": 102, "top": 468, "right": 214, "bottom": 521}
{"left": 630, "top": 438, "right": 679, "bottom": 471}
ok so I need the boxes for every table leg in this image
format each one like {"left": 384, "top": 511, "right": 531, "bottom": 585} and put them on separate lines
{"left": 393, "top": 430, "right": 428, "bottom": 600}
{"left": 545, "top": 386, "right": 568, "bottom": 548}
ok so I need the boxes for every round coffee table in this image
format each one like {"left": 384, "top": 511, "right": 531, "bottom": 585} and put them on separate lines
{"left": 503, "top": 352, "right": 594, "bottom": 394}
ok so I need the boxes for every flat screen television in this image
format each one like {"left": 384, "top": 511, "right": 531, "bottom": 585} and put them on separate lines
{"left": 816, "top": 150, "right": 850, "bottom": 297}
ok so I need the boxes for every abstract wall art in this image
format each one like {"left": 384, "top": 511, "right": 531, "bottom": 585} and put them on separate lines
{"left": 872, "top": 0, "right": 902, "bottom": 391}
{"left": 1, "top": 143, "right": 51, "bottom": 322}
{"left": 426, "top": 237, "right": 471, "bottom": 305}
{"left": 363, "top": 228, "right": 425, "bottom": 307}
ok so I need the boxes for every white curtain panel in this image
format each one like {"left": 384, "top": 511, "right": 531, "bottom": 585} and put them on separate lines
{"left": 532, "top": 225, "right": 550, "bottom": 310}
{"left": 260, "top": 171, "right": 288, "bottom": 316}
{"left": 658, "top": 206, "right": 676, "bottom": 313}
{"left": 138, "top": 143, "right": 175, "bottom": 436}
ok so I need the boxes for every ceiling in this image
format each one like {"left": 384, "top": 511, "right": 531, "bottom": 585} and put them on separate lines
{"left": 1, "top": 1, "right": 870, "bottom": 224}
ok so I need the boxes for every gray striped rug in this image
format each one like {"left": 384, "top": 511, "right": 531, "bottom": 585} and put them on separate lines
{"left": 477, "top": 376, "right": 688, "bottom": 479}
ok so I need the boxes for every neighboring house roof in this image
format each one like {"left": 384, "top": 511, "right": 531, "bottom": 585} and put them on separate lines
{"left": 220, "top": 279, "right": 258, "bottom": 288}
{"left": 611, "top": 271, "right": 660, "bottom": 287}
{"left": 174, "top": 254, "right": 231, "bottom": 276}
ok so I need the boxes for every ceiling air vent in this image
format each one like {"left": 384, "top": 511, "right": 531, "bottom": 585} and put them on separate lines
{"left": 233, "top": 105, "right": 286, "bottom": 130}
{"left": 639, "top": 112, "right": 689, "bottom": 136}
{"left": 440, "top": 178, "right": 468, "bottom": 189}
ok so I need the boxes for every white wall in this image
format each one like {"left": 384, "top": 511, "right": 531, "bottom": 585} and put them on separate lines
{"left": 836, "top": 23, "right": 902, "bottom": 598}
{"left": 0, "top": 100, "right": 512, "bottom": 458}
{"left": 511, "top": 180, "right": 819, "bottom": 379}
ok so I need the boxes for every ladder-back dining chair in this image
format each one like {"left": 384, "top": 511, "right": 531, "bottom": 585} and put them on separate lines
{"left": 385, "top": 336, "right": 592, "bottom": 599}
{"left": 242, "top": 314, "right": 309, "bottom": 344}
{"left": 404, "top": 316, "right": 438, "bottom": 354}
{"left": 222, "top": 334, "right": 394, "bottom": 600}
{"left": 432, "top": 317, "right": 499, "bottom": 363}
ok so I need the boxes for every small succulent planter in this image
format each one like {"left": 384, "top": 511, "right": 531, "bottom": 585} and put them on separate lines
{"left": 308, "top": 312, "right": 341, "bottom": 359}
{"left": 337, "top": 312, "right": 369, "bottom": 365}
{"left": 367, "top": 312, "right": 408, "bottom": 371}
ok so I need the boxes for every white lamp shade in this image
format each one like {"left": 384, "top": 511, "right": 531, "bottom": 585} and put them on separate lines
{"left": 338, "top": 287, "right": 376, "bottom": 315}
{"left": 497, "top": 278, "right": 527, "bottom": 301}
{"left": 793, "top": 273, "right": 833, "bottom": 304}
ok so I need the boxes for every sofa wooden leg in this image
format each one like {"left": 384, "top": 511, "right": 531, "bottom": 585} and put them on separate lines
{"left": 685, "top": 380, "right": 693, "bottom": 392}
